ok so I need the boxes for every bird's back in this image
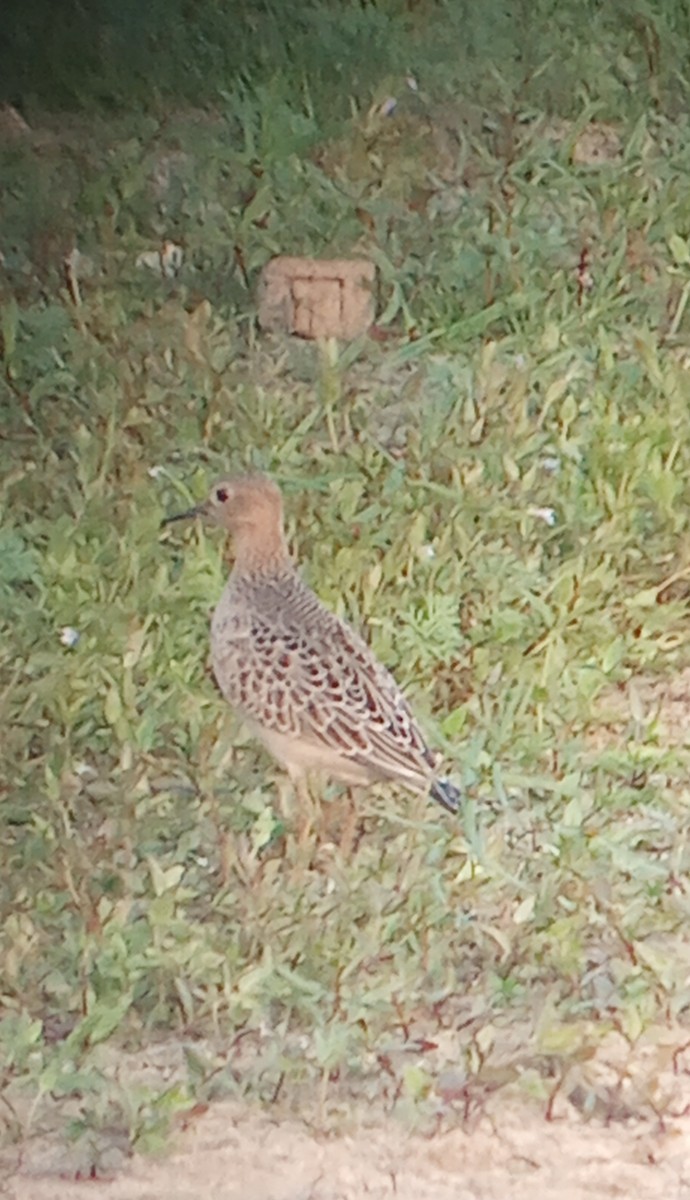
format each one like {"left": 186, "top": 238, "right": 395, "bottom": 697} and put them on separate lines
{"left": 209, "top": 564, "right": 441, "bottom": 791}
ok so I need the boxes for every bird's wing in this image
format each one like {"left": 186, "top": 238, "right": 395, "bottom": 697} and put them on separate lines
{"left": 214, "top": 596, "right": 437, "bottom": 787}
{"left": 297, "top": 621, "right": 437, "bottom": 784}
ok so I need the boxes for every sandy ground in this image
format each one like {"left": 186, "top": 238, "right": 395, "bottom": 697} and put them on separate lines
{"left": 5, "top": 1095, "right": 690, "bottom": 1200}
{"left": 7, "top": 1021, "right": 690, "bottom": 1200}
{"left": 588, "top": 665, "right": 690, "bottom": 751}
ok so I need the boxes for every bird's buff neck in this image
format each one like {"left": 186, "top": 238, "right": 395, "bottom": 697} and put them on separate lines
{"left": 229, "top": 524, "right": 291, "bottom": 577}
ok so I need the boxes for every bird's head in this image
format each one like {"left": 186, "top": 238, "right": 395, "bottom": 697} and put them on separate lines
{"left": 162, "top": 473, "right": 287, "bottom": 569}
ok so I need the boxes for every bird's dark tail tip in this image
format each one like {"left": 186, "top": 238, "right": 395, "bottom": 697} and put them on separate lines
{"left": 430, "top": 777, "right": 462, "bottom": 815}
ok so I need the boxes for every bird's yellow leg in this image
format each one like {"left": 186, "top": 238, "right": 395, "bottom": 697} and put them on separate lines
{"left": 338, "top": 788, "right": 359, "bottom": 860}
{"left": 281, "top": 770, "right": 320, "bottom": 862}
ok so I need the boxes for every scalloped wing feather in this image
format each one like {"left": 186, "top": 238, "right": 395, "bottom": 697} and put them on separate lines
{"left": 210, "top": 570, "right": 441, "bottom": 791}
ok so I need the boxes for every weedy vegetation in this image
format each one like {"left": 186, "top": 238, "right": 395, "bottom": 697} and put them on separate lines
{"left": 3, "top": 0, "right": 690, "bottom": 1172}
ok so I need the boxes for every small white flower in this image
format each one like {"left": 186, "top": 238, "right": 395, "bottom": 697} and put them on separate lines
{"left": 136, "top": 250, "right": 163, "bottom": 273}
{"left": 418, "top": 544, "right": 436, "bottom": 561}
{"left": 528, "top": 506, "right": 557, "bottom": 527}
{"left": 136, "top": 241, "right": 183, "bottom": 278}
{"left": 514, "top": 353, "right": 527, "bottom": 369}
{"left": 59, "top": 626, "right": 80, "bottom": 648}
{"left": 148, "top": 465, "right": 165, "bottom": 479}
{"left": 160, "top": 240, "right": 184, "bottom": 278}
{"left": 541, "top": 456, "right": 561, "bottom": 473}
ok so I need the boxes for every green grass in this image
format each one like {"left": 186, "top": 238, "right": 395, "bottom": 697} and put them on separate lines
{"left": 3, "top": 0, "right": 690, "bottom": 1169}
{"left": 4, "top": 0, "right": 690, "bottom": 117}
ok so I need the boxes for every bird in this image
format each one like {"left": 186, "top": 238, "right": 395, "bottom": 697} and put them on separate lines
{"left": 163, "top": 473, "right": 460, "bottom": 836}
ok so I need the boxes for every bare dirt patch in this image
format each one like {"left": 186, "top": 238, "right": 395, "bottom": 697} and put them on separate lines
{"left": 6, "top": 1094, "right": 690, "bottom": 1200}
{"left": 591, "top": 666, "right": 690, "bottom": 751}
{"left": 6, "top": 1027, "right": 690, "bottom": 1200}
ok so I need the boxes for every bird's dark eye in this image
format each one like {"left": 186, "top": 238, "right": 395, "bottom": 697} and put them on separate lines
{"left": 216, "top": 488, "right": 228, "bottom": 503}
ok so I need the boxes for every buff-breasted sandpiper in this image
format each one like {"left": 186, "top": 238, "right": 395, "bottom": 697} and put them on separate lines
{"left": 164, "top": 474, "right": 460, "bottom": 829}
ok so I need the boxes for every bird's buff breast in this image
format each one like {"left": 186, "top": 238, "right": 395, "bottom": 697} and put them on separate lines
{"left": 245, "top": 720, "right": 377, "bottom": 786}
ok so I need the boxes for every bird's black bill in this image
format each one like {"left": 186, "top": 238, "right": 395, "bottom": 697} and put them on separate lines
{"left": 160, "top": 503, "right": 205, "bottom": 528}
